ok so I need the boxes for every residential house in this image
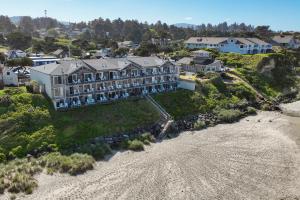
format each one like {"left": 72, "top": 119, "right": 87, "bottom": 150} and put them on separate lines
{"left": 184, "top": 37, "right": 272, "bottom": 54}
{"left": 99, "top": 48, "right": 112, "bottom": 57}
{"left": 151, "top": 38, "right": 170, "bottom": 47}
{"left": 6, "top": 50, "right": 27, "bottom": 59}
{"left": 3, "top": 66, "right": 30, "bottom": 86}
{"left": 30, "top": 56, "right": 179, "bottom": 110}
{"left": 272, "top": 35, "right": 300, "bottom": 49}
{"left": 177, "top": 50, "right": 224, "bottom": 73}
{"left": 30, "top": 56, "right": 60, "bottom": 67}
{"left": 117, "top": 41, "right": 136, "bottom": 49}
{"left": 51, "top": 49, "right": 69, "bottom": 58}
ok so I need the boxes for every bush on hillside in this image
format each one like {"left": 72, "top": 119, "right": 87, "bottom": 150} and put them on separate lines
{"left": 39, "top": 152, "right": 95, "bottom": 176}
{"left": 76, "top": 143, "right": 112, "bottom": 160}
{"left": 246, "top": 106, "right": 257, "bottom": 115}
{"left": 121, "top": 139, "right": 145, "bottom": 151}
{"left": 0, "top": 153, "right": 6, "bottom": 163}
{"left": 0, "top": 159, "right": 42, "bottom": 194}
{"left": 0, "top": 95, "right": 12, "bottom": 107}
{"left": 215, "top": 109, "right": 243, "bottom": 123}
{"left": 139, "top": 132, "right": 155, "bottom": 143}
{"left": 193, "top": 120, "right": 206, "bottom": 130}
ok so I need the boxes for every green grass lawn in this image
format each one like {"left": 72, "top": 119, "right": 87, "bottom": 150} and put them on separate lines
{"left": 0, "top": 87, "right": 160, "bottom": 157}
{"left": 217, "top": 52, "right": 298, "bottom": 98}
{"left": 153, "top": 76, "right": 257, "bottom": 120}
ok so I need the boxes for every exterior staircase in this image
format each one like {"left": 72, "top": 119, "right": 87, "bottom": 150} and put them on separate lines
{"left": 145, "top": 95, "right": 173, "bottom": 139}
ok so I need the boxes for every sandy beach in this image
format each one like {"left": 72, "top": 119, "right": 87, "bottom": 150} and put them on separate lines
{"left": 5, "top": 104, "right": 300, "bottom": 200}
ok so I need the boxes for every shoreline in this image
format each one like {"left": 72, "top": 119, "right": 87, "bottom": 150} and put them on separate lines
{"left": 7, "top": 108, "right": 299, "bottom": 200}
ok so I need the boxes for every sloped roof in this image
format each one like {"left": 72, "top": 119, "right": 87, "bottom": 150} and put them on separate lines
{"left": 83, "top": 58, "right": 131, "bottom": 70}
{"left": 246, "top": 38, "right": 270, "bottom": 45}
{"left": 30, "top": 60, "right": 88, "bottom": 75}
{"left": 235, "top": 38, "right": 255, "bottom": 45}
{"left": 52, "top": 49, "right": 64, "bottom": 56}
{"left": 272, "top": 35, "right": 294, "bottom": 44}
{"left": 30, "top": 56, "right": 172, "bottom": 75}
{"left": 176, "top": 57, "right": 193, "bottom": 65}
{"left": 185, "top": 37, "right": 228, "bottom": 45}
{"left": 185, "top": 37, "right": 271, "bottom": 46}
{"left": 127, "top": 56, "right": 167, "bottom": 67}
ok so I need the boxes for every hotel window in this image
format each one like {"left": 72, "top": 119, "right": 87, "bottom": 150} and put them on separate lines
{"left": 84, "top": 73, "right": 92, "bottom": 81}
{"left": 240, "top": 45, "right": 244, "bottom": 48}
{"left": 53, "top": 76, "right": 62, "bottom": 85}
{"left": 53, "top": 88, "right": 61, "bottom": 97}
{"left": 72, "top": 74, "right": 77, "bottom": 81}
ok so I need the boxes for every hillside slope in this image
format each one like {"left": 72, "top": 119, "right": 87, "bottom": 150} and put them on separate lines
{"left": 0, "top": 87, "right": 160, "bottom": 160}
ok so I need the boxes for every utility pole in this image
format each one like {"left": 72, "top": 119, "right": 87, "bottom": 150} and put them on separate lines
{"left": 44, "top": 9, "right": 47, "bottom": 18}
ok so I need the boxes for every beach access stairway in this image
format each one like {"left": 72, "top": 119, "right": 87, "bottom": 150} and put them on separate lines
{"left": 146, "top": 95, "right": 173, "bottom": 139}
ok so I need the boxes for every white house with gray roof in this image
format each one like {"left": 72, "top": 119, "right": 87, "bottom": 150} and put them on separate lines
{"left": 185, "top": 37, "right": 272, "bottom": 54}
{"left": 30, "top": 56, "right": 179, "bottom": 110}
{"left": 272, "top": 35, "right": 300, "bottom": 49}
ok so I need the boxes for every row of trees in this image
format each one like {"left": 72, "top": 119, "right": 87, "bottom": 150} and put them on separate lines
{"left": 0, "top": 15, "right": 60, "bottom": 35}
{"left": 0, "top": 15, "right": 278, "bottom": 43}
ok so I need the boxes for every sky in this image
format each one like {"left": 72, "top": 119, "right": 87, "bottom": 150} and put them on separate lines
{"left": 0, "top": 0, "right": 299, "bottom": 31}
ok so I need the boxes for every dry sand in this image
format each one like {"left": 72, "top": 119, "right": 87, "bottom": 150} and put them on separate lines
{"left": 6, "top": 108, "right": 300, "bottom": 199}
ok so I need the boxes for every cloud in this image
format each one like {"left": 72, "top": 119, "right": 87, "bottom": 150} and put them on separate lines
{"left": 184, "top": 17, "right": 193, "bottom": 21}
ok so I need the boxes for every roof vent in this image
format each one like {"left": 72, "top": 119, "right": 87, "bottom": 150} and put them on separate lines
{"left": 197, "top": 38, "right": 202, "bottom": 42}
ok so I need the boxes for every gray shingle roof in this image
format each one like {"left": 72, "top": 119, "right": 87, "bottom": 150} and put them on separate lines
{"left": 245, "top": 38, "right": 270, "bottom": 45}
{"left": 30, "top": 60, "right": 88, "bottom": 75}
{"left": 272, "top": 35, "right": 294, "bottom": 44}
{"left": 176, "top": 57, "right": 193, "bottom": 65}
{"left": 83, "top": 58, "right": 131, "bottom": 70}
{"left": 30, "top": 56, "right": 171, "bottom": 75}
{"left": 127, "top": 56, "right": 167, "bottom": 67}
{"left": 185, "top": 37, "right": 270, "bottom": 46}
{"left": 185, "top": 37, "right": 228, "bottom": 45}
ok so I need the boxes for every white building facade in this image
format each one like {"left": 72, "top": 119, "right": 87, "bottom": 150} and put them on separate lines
{"left": 185, "top": 37, "right": 272, "bottom": 54}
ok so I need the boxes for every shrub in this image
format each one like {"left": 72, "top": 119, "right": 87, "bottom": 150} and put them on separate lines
{"left": 0, "top": 95, "right": 12, "bottom": 107}
{"left": 246, "top": 106, "right": 257, "bottom": 115}
{"left": 216, "top": 109, "right": 243, "bottom": 123}
{"left": 25, "top": 81, "right": 39, "bottom": 94}
{"left": 10, "top": 146, "right": 25, "bottom": 158}
{"left": 39, "top": 152, "right": 95, "bottom": 176}
{"left": 143, "top": 140, "right": 150, "bottom": 145}
{"left": 193, "top": 120, "right": 206, "bottom": 130}
{"left": 127, "top": 140, "right": 144, "bottom": 151}
{"left": 139, "top": 132, "right": 155, "bottom": 143}
{"left": 0, "top": 178, "right": 6, "bottom": 194}
{"left": 0, "top": 153, "right": 6, "bottom": 163}
{"left": 8, "top": 172, "right": 37, "bottom": 194}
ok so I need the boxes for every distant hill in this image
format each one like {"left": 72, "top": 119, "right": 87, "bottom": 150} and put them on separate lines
{"left": 173, "top": 23, "right": 197, "bottom": 29}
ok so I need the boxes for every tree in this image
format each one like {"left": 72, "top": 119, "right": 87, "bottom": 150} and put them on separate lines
{"left": 0, "top": 15, "right": 16, "bottom": 33}
{"left": 255, "top": 26, "right": 272, "bottom": 40}
{"left": 47, "top": 28, "right": 59, "bottom": 37}
{"left": 113, "top": 47, "right": 129, "bottom": 57}
{"left": 6, "top": 31, "right": 32, "bottom": 50}
{"left": 6, "top": 57, "right": 33, "bottom": 67}
{"left": 19, "top": 16, "right": 35, "bottom": 35}
{"left": 134, "top": 42, "right": 158, "bottom": 56}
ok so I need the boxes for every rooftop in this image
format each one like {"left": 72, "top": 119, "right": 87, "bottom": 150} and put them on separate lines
{"left": 31, "top": 56, "right": 171, "bottom": 75}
